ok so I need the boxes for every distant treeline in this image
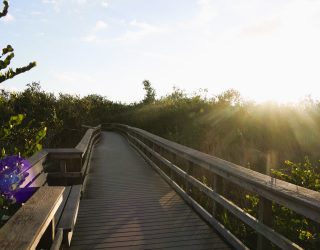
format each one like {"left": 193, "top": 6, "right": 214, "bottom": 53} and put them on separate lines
{"left": 1, "top": 81, "right": 320, "bottom": 174}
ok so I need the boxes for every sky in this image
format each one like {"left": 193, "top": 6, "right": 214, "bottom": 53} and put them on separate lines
{"left": 1, "top": 0, "right": 320, "bottom": 103}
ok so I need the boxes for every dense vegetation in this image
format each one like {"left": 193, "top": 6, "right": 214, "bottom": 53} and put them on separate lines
{"left": 3, "top": 82, "right": 320, "bottom": 173}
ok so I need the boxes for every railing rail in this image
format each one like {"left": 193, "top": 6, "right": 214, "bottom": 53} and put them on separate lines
{"left": 109, "top": 123, "right": 320, "bottom": 250}
{"left": 46, "top": 124, "right": 101, "bottom": 185}
{"left": 76, "top": 124, "right": 101, "bottom": 175}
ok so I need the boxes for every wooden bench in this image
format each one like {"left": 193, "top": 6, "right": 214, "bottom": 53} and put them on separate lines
{"left": 0, "top": 150, "right": 82, "bottom": 249}
{"left": 0, "top": 125, "right": 100, "bottom": 249}
{"left": 0, "top": 150, "right": 83, "bottom": 249}
{"left": 0, "top": 186, "right": 64, "bottom": 250}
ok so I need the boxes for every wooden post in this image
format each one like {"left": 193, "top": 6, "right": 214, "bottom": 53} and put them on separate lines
{"left": 212, "top": 174, "right": 223, "bottom": 217}
{"left": 170, "top": 153, "right": 177, "bottom": 180}
{"left": 257, "top": 197, "right": 273, "bottom": 250}
{"left": 186, "top": 161, "right": 194, "bottom": 195}
{"left": 59, "top": 160, "right": 67, "bottom": 185}
{"left": 60, "top": 160, "right": 67, "bottom": 173}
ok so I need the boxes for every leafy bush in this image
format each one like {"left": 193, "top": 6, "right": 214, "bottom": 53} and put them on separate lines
{"left": 271, "top": 158, "right": 320, "bottom": 248}
{"left": 0, "top": 0, "right": 44, "bottom": 226}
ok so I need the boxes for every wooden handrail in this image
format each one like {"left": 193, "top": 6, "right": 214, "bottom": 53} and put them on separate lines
{"left": 45, "top": 125, "right": 101, "bottom": 184}
{"left": 109, "top": 123, "right": 320, "bottom": 250}
{"left": 76, "top": 125, "right": 101, "bottom": 158}
{"left": 0, "top": 186, "right": 64, "bottom": 249}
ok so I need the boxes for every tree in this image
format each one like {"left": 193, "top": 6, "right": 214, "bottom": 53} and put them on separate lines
{"left": 0, "top": 1, "right": 44, "bottom": 225}
{"left": 0, "top": 1, "right": 36, "bottom": 84}
{"left": 142, "top": 80, "right": 156, "bottom": 104}
{"left": 0, "top": 0, "right": 43, "bottom": 159}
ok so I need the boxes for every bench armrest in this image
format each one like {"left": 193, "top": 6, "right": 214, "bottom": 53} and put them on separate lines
{"left": 0, "top": 186, "right": 64, "bottom": 249}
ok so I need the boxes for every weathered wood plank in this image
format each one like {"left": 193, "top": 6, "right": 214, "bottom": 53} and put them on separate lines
{"left": 21, "top": 150, "right": 48, "bottom": 188}
{"left": 57, "top": 185, "right": 82, "bottom": 247}
{"left": 71, "top": 235, "right": 226, "bottom": 249}
{"left": 0, "top": 186, "right": 64, "bottom": 250}
{"left": 57, "top": 186, "right": 81, "bottom": 230}
{"left": 46, "top": 148, "right": 82, "bottom": 159}
{"left": 54, "top": 186, "right": 72, "bottom": 227}
{"left": 27, "top": 172, "right": 48, "bottom": 187}
{"left": 50, "top": 228, "right": 63, "bottom": 250}
{"left": 71, "top": 132, "right": 231, "bottom": 249}
{"left": 72, "top": 224, "right": 210, "bottom": 240}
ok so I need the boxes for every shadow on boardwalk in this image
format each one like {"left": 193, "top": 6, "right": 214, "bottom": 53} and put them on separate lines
{"left": 70, "top": 132, "right": 231, "bottom": 250}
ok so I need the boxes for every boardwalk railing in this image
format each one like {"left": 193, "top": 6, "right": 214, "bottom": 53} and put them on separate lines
{"left": 47, "top": 125, "right": 101, "bottom": 185}
{"left": 108, "top": 123, "right": 320, "bottom": 250}
{"left": 0, "top": 125, "right": 101, "bottom": 249}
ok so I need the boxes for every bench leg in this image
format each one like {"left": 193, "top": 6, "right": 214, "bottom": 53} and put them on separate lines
{"left": 37, "top": 218, "right": 55, "bottom": 249}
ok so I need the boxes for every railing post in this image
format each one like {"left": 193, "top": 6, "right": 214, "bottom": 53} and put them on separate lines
{"left": 212, "top": 174, "right": 223, "bottom": 217}
{"left": 60, "top": 160, "right": 67, "bottom": 173}
{"left": 186, "top": 161, "right": 193, "bottom": 195}
{"left": 257, "top": 197, "right": 273, "bottom": 250}
{"left": 170, "top": 153, "right": 177, "bottom": 179}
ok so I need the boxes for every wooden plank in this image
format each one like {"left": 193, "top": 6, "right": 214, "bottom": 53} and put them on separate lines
{"left": 74, "top": 213, "right": 203, "bottom": 227}
{"left": 54, "top": 186, "right": 72, "bottom": 227}
{"left": 27, "top": 149, "right": 48, "bottom": 167}
{"left": 74, "top": 221, "right": 209, "bottom": 234}
{"left": 71, "top": 132, "right": 231, "bottom": 250}
{"left": 48, "top": 172, "right": 82, "bottom": 179}
{"left": 57, "top": 185, "right": 82, "bottom": 231}
{"left": 73, "top": 224, "right": 210, "bottom": 240}
{"left": 72, "top": 232, "right": 221, "bottom": 246}
{"left": 0, "top": 186, "right": 64, "bottom": 250}
{"left": 75, "top": 125, "right": 101, "bottom": 155}
{"left": 257, "top": 197, "right": 273, "bottom": 250}
{"left": 50, "top": 228, "right": 63, "bottom": 250}
{"left": 57, "top": 185, "right": 82, "bottom": 247}
{"left": 28, "top": 172, "right": 48, "bottom": 187}
{"left": 71, "top": 235, "right": 225, "bottom": 249}
{"left": 21, "top": 151, "right": 47, "bottom": 188}
{"left": 46, "top": 148, "right": 82, "bottom": 159}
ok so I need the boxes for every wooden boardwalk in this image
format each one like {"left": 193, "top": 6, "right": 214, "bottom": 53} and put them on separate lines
{"left": 70, "top": 132, "right": 231, "bottom": 250}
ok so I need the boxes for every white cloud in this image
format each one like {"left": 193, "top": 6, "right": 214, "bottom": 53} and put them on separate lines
{"left": 73, "top": 0, "right": 87, "bottom": 4}
{"left": 42, "top": 0, "right": 58, "bottom": 3}
{"left": 240, "top": 17, "right": 281, "bottom": 37}
{"left": 1, "top": 13, "right": 15, "bottom": 23}
{"left": 82, "top": 20, "right": 108, "bottom": 43}
{"left": 31, "top": 11, "right": 43, "bottom": 16}
{"left": 42, "top": 0, "right": 88, "bottom": 12}
{"left": 101, "top": 1, "right": 109, "bottom": 8}
{"left": 116, "top": 20, "right": 166, "bottom": 42}
{"left": 94, "top": 20, "right": 108, "bottom": 31}
{"left": 54, "top": 71, "right": 95, "bottom": 88}
{"left": 197, "top": 0, "right": 218, "bottom": 25}
{"left": 83, "top": 35, "right": 98, "bottom": 42}
{"left": 42, "top": 0, "right": 62, "bottom": 12}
